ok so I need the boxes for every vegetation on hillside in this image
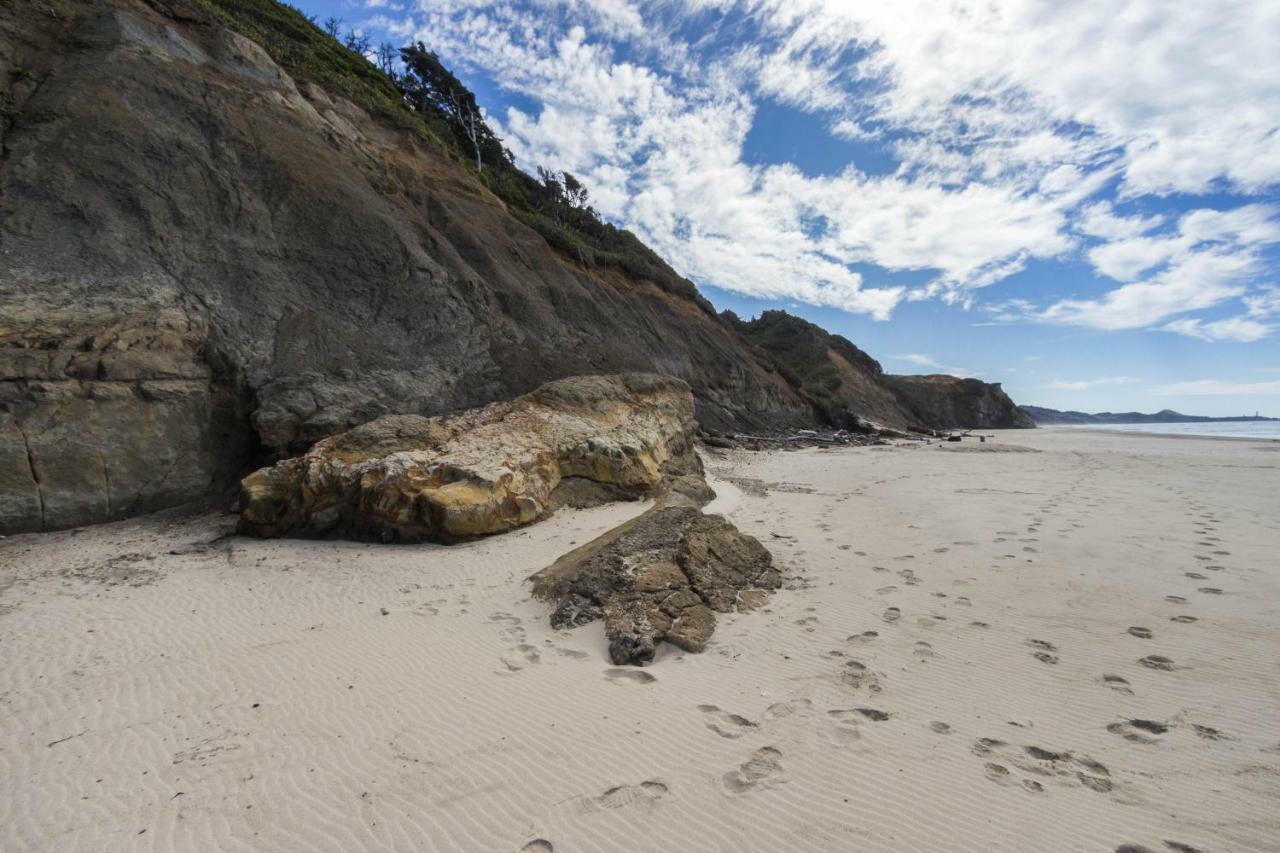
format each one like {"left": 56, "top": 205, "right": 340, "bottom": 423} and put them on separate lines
{"left": 721, "top": 309, "right": 892, "bottom": 427}
{"left": 188, "top": 0, "right": 713, "bottom": 313}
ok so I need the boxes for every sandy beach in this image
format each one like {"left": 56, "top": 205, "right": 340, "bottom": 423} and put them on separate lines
{"left": 2, "top": 428, "right": 1278, "bottom": 852}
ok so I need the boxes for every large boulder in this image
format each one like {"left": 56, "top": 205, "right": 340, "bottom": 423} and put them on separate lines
{"left": 532, "top": 505, "right": 779, "bottom": 665}
{"left": 237, "top": 374, "right": 703, "bottom": 542}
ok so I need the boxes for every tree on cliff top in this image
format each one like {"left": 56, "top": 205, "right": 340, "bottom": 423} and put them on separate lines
{"left": 398, "top": 43, "right": 506, "bottom": 174}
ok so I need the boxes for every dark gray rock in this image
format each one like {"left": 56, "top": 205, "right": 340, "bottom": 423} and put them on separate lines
{"left": 533, "top": 506, "right": 777, "bottom": 665}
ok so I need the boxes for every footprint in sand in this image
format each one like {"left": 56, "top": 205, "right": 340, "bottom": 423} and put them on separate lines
{"left": 604, "top": 668, "right": 656, "bottom": 684}
{"left": 931, "top": 721, "right": 952, "bottom": 734}
{"left": 1107, "top": 719, "right": 1168, "bottom": 744}
{"left": 1193, "top": 724, "right": 1226, "bottom": 740}
{"left": 521, "top": 840, "right": 554, "bottom": 853}
{"left": 1127, "top": 626, "right": 1153, "bottom": 639}
{"left": 1027, "top": 639, "right": 1059, "bottom": 664}
{"left": 975, "top": 739, "right": 1112, "bottom": 793}
{"left": 830, "top": 707, "right": 890, "bottom": 722}
{"left": 847, "top": 630, "right": 879, "bottom": 644}
{"left": 875, "top": 586, "right": 898, "bottom": 595}
{"left": 698, "top": 705, "right": 759, "bottom": 739}
{"left": 842, "top": 660, "right": 883, "bottom": 691}
{"left": 914, "top": 641, "right": 935, "bottom": 658}
{"left": 1170, "top": 615, "right": 1199, "bottom": 624}
{"left": 764, "top": 699, "right": 812, "bottom": 720}
{"left": 1185, "top": 572, "right": 1207, "bottom": 580}
{"left": 591, "top": 781, "right": 669, "bottom": 810}
{"left": 882, "top": 607, "right": 901, "bottom": 623}
{"left": 500, "top": 644, "right": 542, "bottom": 672}
{"left": 723, "top": 747, "right": 786, "bottom": 793}
{"left": 1197, "top": 587, "right": 1223, "bottom": 595}
{"left": 1164, "top": 595, "right": 1187, "bottom": 604}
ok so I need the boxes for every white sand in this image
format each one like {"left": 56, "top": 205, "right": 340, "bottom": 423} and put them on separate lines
{"left": 2, "top": 428, "right": 1278, "bottom": 852}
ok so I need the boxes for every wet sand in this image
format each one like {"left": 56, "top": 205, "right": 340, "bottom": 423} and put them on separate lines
{"left": 2, "top": 428, "right": 1277, "bottom": 851}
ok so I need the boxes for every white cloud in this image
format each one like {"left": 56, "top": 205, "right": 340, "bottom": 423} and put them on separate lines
{"left": 890, "top": 353, "right": 973, "bottom": 377}
{"left": 1153, "top": 379, "right": 1280, "bottom": 396}
{"left": 1163, "top": 316, "right": 1272, "bottom": 343}
{"left": 1245, "top": 286, "right": 1280, "bottom": 318}
{"left": 1041, "top": 205, "right": 1280, "bottom": 333}
{"left": 1046, "top": 376, "right": 1139, "bottom": 391}
{"left": 370, "top": 0, "right": 1279, "bottom": 334}
{"left": 1076, "top": 201, "right": 1165, "bottom": 241}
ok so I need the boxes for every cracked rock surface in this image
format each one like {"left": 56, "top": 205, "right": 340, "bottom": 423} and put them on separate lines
{"left": 532, "top": 505, "right": 779, "bottom": 665}
{"left": 238, "top": 374, "right": 704, "bottom": 542}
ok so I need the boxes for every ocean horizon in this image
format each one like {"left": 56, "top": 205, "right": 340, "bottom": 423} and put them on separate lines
{"left": 1058, "top": 420, "right": 1280, "bottom": 440}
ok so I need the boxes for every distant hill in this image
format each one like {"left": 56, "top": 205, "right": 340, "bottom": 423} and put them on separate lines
{"left": 1019, "top": 406, "right": 1278, "bottom": 425}
{"left": 724, "top": 310, "right": 1033, "bottom": 431}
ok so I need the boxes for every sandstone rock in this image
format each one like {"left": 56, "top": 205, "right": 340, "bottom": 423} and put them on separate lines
{"left": 533, "top": 505, "right": 778, "bottom": 665}
{"left": 237, "top": 374, "right": 701, "bottom": 542}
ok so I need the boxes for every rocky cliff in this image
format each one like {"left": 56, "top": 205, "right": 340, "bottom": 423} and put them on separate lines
{"left": 0, "top": 0, "right": 805, "bottom": 533}
{"left": 724, "top": 311, "right": 1030, "bottom": 432}
{"left": 883, "top": 375, "right": 1034, "bottom": 430}
{"left": 0, "top": 0, "right": 1029, "bottom": 534}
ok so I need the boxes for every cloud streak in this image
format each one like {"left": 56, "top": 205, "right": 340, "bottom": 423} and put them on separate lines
{"left": 368, "top": 0, "right": 1280, "bottom": 337}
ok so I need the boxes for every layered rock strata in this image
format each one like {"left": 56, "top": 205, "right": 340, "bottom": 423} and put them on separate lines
{"left": 237, "top": 374, "right": 705, "bottom": 542}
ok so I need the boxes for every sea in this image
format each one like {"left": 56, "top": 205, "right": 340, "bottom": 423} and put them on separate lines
{"left": 1062, "top": 421, "right": 1280, "bottom": 440}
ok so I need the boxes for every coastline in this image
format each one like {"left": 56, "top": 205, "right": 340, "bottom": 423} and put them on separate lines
{"left": 1035, "top": 424, "right": 1280, "bottom": 443}
{"left": 2, "top": 428, "right": 1277, "bottom": 851}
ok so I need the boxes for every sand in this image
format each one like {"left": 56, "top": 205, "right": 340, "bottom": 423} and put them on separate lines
{"left": 2, "top": 428, "right": 1278, "bottom": 852}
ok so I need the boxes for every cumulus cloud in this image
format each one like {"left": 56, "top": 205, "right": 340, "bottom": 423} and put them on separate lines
{"left": 1163, "top": 317, "right": 1272, "bottom": 343}
{"left": 368, "top": 0, "right": 1279, "bottom": 334}
{"left": 1041, "top": 205, "right": 1280, "bottom": 332}
{"left": 1046, "top": 376, "right": 1139, "bottom": 391}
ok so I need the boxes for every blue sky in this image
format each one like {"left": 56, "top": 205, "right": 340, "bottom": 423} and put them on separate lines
{"left": 295, "top": 0, "right": 1280, "bottom": 416}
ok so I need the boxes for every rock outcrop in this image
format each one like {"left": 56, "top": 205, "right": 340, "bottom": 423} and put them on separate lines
{"left": 238, "top": 374, "right": 705, "bottom": 542}
{"left": 882, "top": 375, "right": 1034, "bottom": 430}
{"left": 532, "top": 505, "right": 778, "bottom": 665}
{"left": 723, "top": 310, "right": 1032, "bottom": 432}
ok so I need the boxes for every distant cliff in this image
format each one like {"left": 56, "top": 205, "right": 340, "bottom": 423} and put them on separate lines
{"left": 1020, "top": 406, "right": 1277, "bottom": 425}
{"left": 884, "top": 375, "right": 1034, "bottom": 430}
{"left": 724, "top": 311, "right": 1033, "bottom": 431}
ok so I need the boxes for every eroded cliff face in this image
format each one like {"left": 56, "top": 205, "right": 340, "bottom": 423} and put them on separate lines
{"left": 883, "top": 375, "right": 1034, "bottom": 430}
{"left": 0, "top": 0, "right": 805, "bottom": 532}
{"left": 723, "top": 311, "right": 1030, "bottom": 433}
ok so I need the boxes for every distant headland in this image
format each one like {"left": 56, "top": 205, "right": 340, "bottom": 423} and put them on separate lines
{"left": 1019, "top": 406, "right": 1277, "bottom": 426}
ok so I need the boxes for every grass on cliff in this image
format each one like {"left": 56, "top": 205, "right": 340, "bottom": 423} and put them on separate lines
{"left": 187, "top": 0, "right": 714, "bottom": 315}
